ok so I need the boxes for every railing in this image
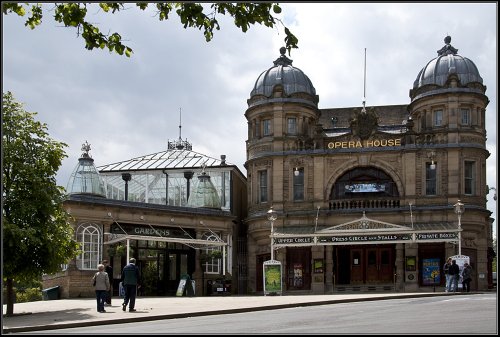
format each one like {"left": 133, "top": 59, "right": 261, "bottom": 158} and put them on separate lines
{"left": 329, "top": 198, "right": 401, "bottom": 210}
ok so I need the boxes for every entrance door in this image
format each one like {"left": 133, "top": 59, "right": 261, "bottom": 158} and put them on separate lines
{"left": 350, "top": 248, "right": 364, "bottom": 284}
{"left": 336, "top": 248, "right": 351, "bottom": 284}
{"left": 366, "top": 247, "right": 393, "bottom": 283}
{"left": 286, "top": 247, "right": 311, "bottom": 290}
{"left": 138, "top": 251, "right": 165, "bottom": 296}
{"left": 166, "top": 252, "right": 190, "bottom": 295}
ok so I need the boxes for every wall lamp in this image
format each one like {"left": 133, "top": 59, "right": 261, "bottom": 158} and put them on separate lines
{"left": 428, "top": 151, "right": 436, "bottom": 170}
{"left": 294, "top": 167, "right": 300, "bottom": 177}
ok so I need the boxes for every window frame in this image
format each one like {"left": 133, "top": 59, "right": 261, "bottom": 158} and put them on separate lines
{"left": 259, "top": 170, "right": 268, "bottom": 203}
{"left": 287, "top": 117, "right": 297, "bottom": 135}
{"left": 202, "top": 232, "right": 221, "bottom": 274}
{"left": 464, "top": 161, "right": 475, "bottom": 195}
{"left": 75, "top": 223, "right": 102, "bottom": 270}
{"left": 293, "top": 168, "right": 304, "bottom": 201}
{"left": 461, "top": 108, "right": 471, "bottom": 126}
{"left": 425, "top": 163, "right": 437, "bottom": 196}
{"left": 433, "top": 109, "right": 443, "bottom": 127}
{"left": 262, "top": 119, "right": 272, "bottom": 136}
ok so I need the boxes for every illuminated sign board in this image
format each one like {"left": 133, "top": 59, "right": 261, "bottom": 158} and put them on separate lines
{"left": 273, "top": 232, "right": 458, "bottom": 246}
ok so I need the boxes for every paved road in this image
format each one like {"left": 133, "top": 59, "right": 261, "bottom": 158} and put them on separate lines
{"left": 12, "top": 293, "right": 497, "bottom": 334}
{"left": 2, "top": 292, "right": 495, "bottom": 334}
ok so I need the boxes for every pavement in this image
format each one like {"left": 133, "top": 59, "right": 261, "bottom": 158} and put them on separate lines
{"left": 2, "top": 291, "right": 472, "bottom": 333}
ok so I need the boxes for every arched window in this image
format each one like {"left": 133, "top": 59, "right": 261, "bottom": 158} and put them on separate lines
{"left": 202, "top": 232, "right": 221, "bottom": 274}
{"left": 75, "top": 223, "right": 102, "bottom": 270}
{"left": 331, "top": 167, "right": 399, "bottom": 199}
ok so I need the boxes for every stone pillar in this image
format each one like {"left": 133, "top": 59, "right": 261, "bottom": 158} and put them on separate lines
{"left": 325, "top": 245, "right": 334, "bottom": 293}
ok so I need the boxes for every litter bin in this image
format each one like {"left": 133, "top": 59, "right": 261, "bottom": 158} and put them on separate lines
{"left": 42, "top": 286, "right": 60, "bottom": 300}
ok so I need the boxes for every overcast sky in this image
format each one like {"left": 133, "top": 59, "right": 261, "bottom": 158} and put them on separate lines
{"left": 2, "top": 3, "right": 497, "bottom": 234}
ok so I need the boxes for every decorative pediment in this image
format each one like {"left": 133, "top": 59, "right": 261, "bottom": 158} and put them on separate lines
{"left": 350, "top": 107, "right": 379, "bottom": 140}
{"left": 317, "top": 212, "right": 410, "bottom": 232}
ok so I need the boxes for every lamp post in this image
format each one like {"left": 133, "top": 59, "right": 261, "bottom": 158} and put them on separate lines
{"left": 454, "top": 200, "right": 465, "bottom": 255}
{"left": 267, "top": 206, "right": 278, "bottom": 261}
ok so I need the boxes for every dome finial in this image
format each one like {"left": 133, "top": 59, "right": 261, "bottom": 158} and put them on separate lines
{"left": 437, "top": 35, "right": 458, "bottom": 56}
{"left": 81, "top": 140, "right": 92, "bottom": 158}
{"left": 273, "top": 47, "right": 293, "bottom": 66}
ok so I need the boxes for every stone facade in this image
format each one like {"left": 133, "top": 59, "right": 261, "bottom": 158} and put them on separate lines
{"left": 244, "top": 40, "right": 494, "bottom": 294}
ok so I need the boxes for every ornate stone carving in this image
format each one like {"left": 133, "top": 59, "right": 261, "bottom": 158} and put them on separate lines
{"left": 350, "top": 107, "right": 379, "bottom": 140}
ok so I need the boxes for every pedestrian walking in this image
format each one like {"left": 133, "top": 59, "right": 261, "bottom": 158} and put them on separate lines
{"left": 443, "top": 257, "right": 452, "bottom": 292}
{"left": 121, "top": 258, "right": 141, "bottom": 312}
{"left": 462, "top": 262, "right": 473, "bottom": 292}
{"left": 102, "top": 259, "right": 113, "bottom": 305}
{"left": 92, "top": 264, "right": 110, "bottom": 313}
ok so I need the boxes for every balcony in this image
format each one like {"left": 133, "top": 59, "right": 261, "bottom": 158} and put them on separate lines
{"left": 329, "top": 198, "right": 401, "bottom": 210}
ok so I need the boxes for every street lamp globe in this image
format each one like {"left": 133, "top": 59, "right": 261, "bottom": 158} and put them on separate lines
{"left": 454, "top": 200, "right": 465, "bottom": 218}
{"left": 267, "top": 207, "right": 278, "bottom": 222}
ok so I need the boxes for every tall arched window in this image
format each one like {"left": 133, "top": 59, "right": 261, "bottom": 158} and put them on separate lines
{"left": 202, "top": 232, "right": 221, "bottom": 274}
{"left": 75, "top": 223, "right": 102, "bottom": 270}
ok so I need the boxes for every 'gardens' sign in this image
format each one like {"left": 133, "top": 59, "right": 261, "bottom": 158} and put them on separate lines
{"left": 111, "top": 223, "right": 194, "bottom": 240}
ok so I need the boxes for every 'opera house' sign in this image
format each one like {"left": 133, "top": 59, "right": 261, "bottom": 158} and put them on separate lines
{"left": 328, "top": 138, "right": 402, "bottom": 149}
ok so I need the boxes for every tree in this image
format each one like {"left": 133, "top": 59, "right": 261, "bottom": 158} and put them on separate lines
{"left": 2, "top": 91, "right": 80, "bottom": 316}
{"left": 2, "top": 2, "right": 299, "bottom": 58}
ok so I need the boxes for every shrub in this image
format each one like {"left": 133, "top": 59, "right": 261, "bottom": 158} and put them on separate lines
{"left": 16, "top": 287, "right": 42, "bottom": 303}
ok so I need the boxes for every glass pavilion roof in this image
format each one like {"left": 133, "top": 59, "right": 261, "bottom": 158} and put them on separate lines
{"left": 97, "top": 148, "right": 226, "bottom": 172}
{"left": 95, "top": 148, "right": 232, "bottom": 210}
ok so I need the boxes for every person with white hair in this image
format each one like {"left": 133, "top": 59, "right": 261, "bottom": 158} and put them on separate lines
{"left": 92, "top": 264, "right": 110, "bottom": 313}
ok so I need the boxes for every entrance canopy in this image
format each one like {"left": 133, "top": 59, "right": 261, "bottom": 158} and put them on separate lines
{"left": 105, "top": 222, "right": 227, "bottom": 249}
{"left": 105, "top": 234, "right": 227, "bottom": 248}
{"left": 272, "top": 212, "right": 460, "bottom": 248}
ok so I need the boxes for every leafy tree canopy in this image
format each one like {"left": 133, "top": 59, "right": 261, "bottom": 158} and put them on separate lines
{"left": 2, "top": 2, "right": 299, "bottom": 57}
{"left": 2, "top": 91, "right": 80, "bottom": 284}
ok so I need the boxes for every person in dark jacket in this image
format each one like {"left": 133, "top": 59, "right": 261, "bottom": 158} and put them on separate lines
{"left": 121, "top": 258, "right": 140, "bottom": 312}
{"left": 102, "top": 260, "right": 113, "bottom": 305}
{"left": 443, "top": 257, "right": 452, "bottom": 292}
{"left": 448, "top": 259, "right": 460, "bottom": 292}
{"left": 462, "top": 262, "right": 473, "bottom": 292}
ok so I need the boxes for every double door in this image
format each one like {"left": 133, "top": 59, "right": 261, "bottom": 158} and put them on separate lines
{"left": 138, "top": 249, "right": 194, "bottom": 296}
{"left": 337, "top": 245, "right": 394, "bottom": 284}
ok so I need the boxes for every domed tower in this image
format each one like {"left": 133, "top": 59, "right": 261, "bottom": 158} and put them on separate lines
{"left": 245, "top": 48, "right": 320, "bottom": 216}
{"left": 66, "top": 141, "right": 106, "bottom": 197}
{"left": 408, "top": 36, "right": 491, "bottom": 286}
{"left": 408, "top": 35, "right": 489, "bottom": 202}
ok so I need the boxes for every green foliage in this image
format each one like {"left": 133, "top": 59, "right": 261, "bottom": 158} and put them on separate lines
{"left": 2, "top": 91, "right": 80, "bottom": 284}
{"left": 2, "top": 286, "right": 43, "bottom": 304}
{"left": 114, "top": 244, "right": 133, "bottom": 257}
{"left": 142, "top": 261, "right": 158, "bottom": 296}
{"left": 2, "top": 2, "right": 298, "bottom": 58}
{"left": 16, "top": 287, "right": 43, "bottom": 303}
{"left": 200, "top": 249, "right": 223, "bottom": 264}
